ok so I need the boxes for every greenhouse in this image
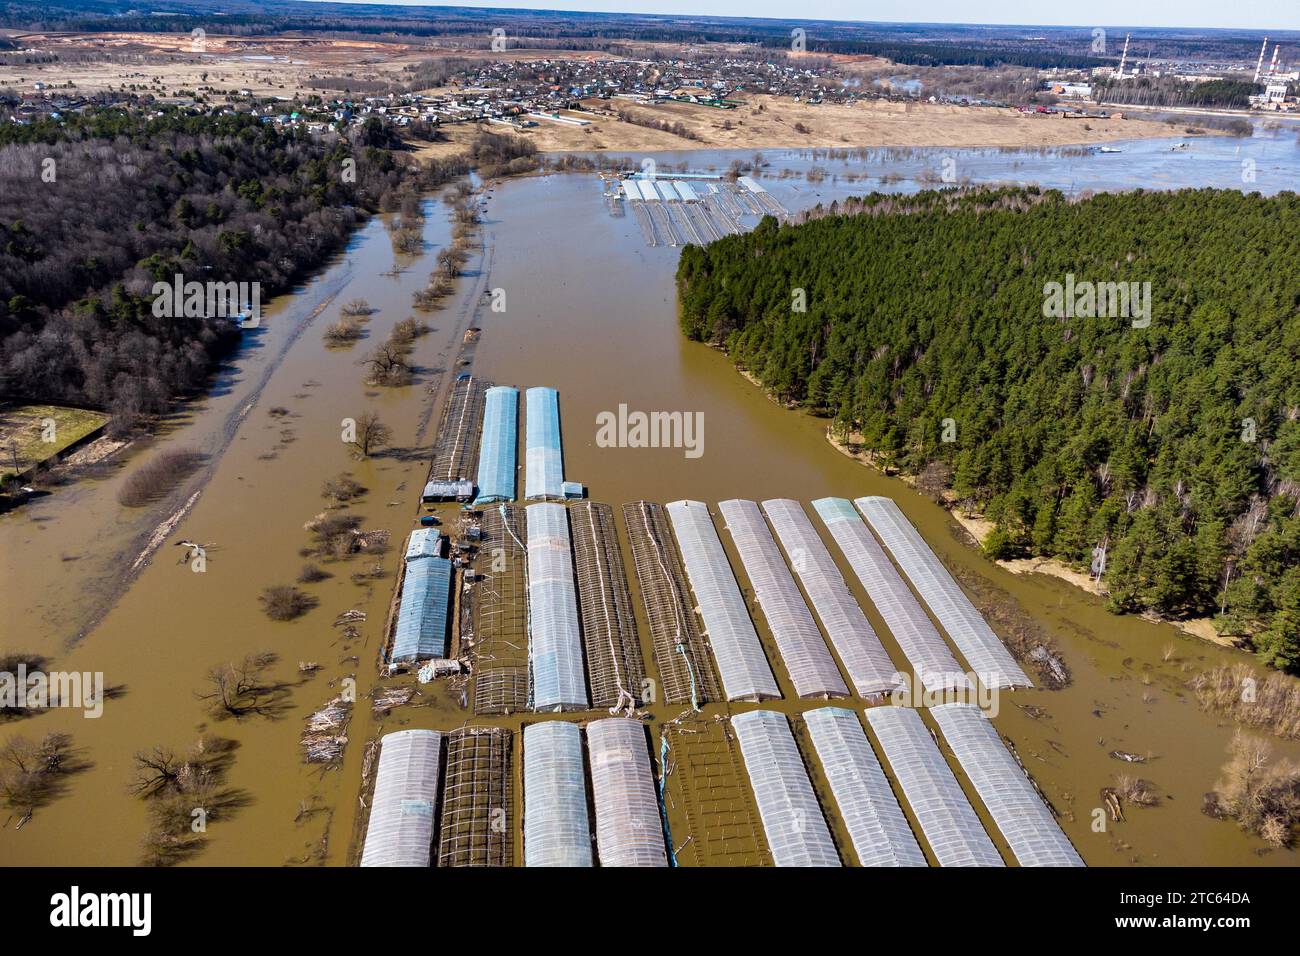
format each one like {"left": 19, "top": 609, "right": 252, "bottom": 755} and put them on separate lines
{"left": 666, "top": 500, "right": 780, "bottom": 702}
{"left": 523, "top": 721, "right": 593, "bottom": 867}
{"left": 718, "top": 499, "right": 848, "bottom": 699}
{"left": 403, "top": 527, "right": 443, "bottom": 562}
{"left": 731, "top": 710, "right": 840, "bottom": 866}
{"left": 855, "top": 496, "right": 1032, "bottom": 690}
{"left": 586, "top": 718, "right": 668, "bottom": 867}
{"left": 813, "top": 498, "right": 968, "bottom": 693}
{"left": 526, "top": 503, "right": 588, "bottom": 711}
{"left": 761, "top": 498, "right": 904, "bottom": 698}
{"left": 864, "top": 706, "right": 1004, "bottom": 867}
{"left": 524, "top": 386, "right": 565, "bottom": 500}
{"left": 360, "top": 729, "right": 444, "bottom": 867}
{"left": 473, "top": 385, "right": 519, "bottom": 504}
{"left": 930, "top": 703, "right": 1083, "bottom": 867}
{"left": 803, "top": 707, "right": 927, "bottom": 867}
{"left": 391, "top": 556, "right": 453, "bottom": 663}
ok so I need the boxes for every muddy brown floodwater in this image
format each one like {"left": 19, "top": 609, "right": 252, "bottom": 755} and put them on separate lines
{"left": 3, "top": 143, "right": 1299, "bottom": 867}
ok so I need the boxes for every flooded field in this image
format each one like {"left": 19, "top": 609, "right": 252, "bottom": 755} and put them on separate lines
{"left": 4, "top": 125, "right": 1300, "bottom": 866}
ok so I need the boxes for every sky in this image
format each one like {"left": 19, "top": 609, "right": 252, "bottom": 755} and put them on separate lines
{"left": 321, "top": 0, "right": 1298, "bottom": 31}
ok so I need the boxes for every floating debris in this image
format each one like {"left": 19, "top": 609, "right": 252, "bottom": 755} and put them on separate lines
{"left": 372, "top": 685, "right": 417, "bottom": 717}
{"left": 301, "top": 695, "right": 352, "bottom": 764}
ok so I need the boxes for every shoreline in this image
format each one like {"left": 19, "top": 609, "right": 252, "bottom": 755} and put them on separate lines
{"left": 821, "top": 424, "right": 1240, "bottom": 650}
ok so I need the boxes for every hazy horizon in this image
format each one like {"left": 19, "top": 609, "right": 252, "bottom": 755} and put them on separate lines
{"left": 308, "top": 0, "right": 1300, "bottom": 33}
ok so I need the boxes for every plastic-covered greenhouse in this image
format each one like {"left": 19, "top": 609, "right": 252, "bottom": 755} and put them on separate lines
{"left": 360, "top": 729, "right": 444, "bottom": 867}
{"left": 523, "top": 721, "right": 592, "bottom": 867}
{"left": 391, "top": 556, "right": 453, "bottom": 663}
{"left": 666, "top": 500, "right": 779, "bottom": 702}
{"left": 404, "top": 527, "right": 443, "bottom": 562}
{"left": 718, "top": 499, "right": 848, "bottom": 699}
{"left": 930, "top": 703, "right": 1083, "bottom": 867}
{"left": 855, "top": 496, "right": 1032, "bottom": 690}
{"left": 731, "top": 709, "right": 840, "bottom": 866}
{"left": 813, "top": 498, "right": 968, "bottom": 693}
{"left": 586, "top": 718, "right": 668, "bottom": 867}
{"left": 474, "top": 386, "right": 518, "bottom": 505}
{"left": 524, "top": 386, "right": 564, "bottom": 501}
{"left": 526, "top": 503, "right": 588, "bottom": 711}
{"left": 802, "top": 707, "right": 927, "bottom": 867}
{"left": 864, "top": 706, "right": 1004, "bottom": 867}
{"left": 761, "top": 498, "right": 903, "bottom": 698}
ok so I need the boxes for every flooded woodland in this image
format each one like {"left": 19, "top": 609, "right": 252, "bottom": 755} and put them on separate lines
{"left": 4, "top": 125, "right": 1300, "bottom": 866}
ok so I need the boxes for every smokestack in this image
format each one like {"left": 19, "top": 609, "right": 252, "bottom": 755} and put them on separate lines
{"left": 1117, "top": 33, "right": 1131, "bottom": 79}
{"left": 1254, "top": 37, "right": 1268, "bottom": 83}
{"left": 1269, "top": 44, "right": 1280, "bottom": 76}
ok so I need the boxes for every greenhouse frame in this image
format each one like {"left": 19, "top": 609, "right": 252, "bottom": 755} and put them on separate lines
{"left": 761, "top": 498, "right": 904, "bottom": 698}
{"left": 864, "top": 706, "right": 1004, "bottom": 867}
{"left": 360, "top": 729, "right": 444, "bottom": 867}
{"left": 802, "top": 707, "right": 927, "bottom": 867}
{"left": 586, "top": 718, "right": 668, "bottom": 867}
{"left": 813, "top": 498, "right": 969, "bottom": 692}
{"left": 718, "top": 499, "right": 849, "bottom": 699}
{"left": 391, "top": 556, "right": 453, "bottom": 663}
{"left": 731, "top": 709, "right": 840, "bottom": 866}
{"left": 526, "top": 503, "right": 589, "bottom": 711}
{"left": 473, "top": 385, "right": 519, "bottom": 505}
{"left": 855, "top": 496, "right": 1032, "bottom": 690}
{"left": 522, "top": 721, "right": 593, "bottom": 867}
{"left": 930, "top": 703, "right": 1083, "bottom": 867}
{"left": 666, "top": 500, "right": 780, "bottom": 702}
{"left": 524, "top": 386, "right": 565, "bottom": 501}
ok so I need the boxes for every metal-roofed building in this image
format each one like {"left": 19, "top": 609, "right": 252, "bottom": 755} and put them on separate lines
{"left": 422, "top": 478, "right": 474, "bottom": 502}
{"left": 526, "top": 503, "right": 588, "bottom": 711}
{"left": 586, "top": 718, "right": 667, "bottom": 867}
{"left": 666, "top": 500, "right": 780, "bottom": 702}
{"left": 864, "top": 706, "right": 1004, "bottom": 867}
{"left": 803, "top": 707, "right": 926, "bottom": 867}
{"left": 391, "top": 556, "right": 453, "bottom": 663}
{"left": 524, "top": 387, "right": 565, "bottom": 501}
{"left": 474, "top": 386, "right": 518, "bottom": 504}
{"left": 404, "top": 527, "right": 444, "bottom": 562}
{"left": 360, "top": 729, "right": 443, "bottom": 867}
{"left": 761, "top": 499, "right": 903, "bottom": 698}
{"left": 812, "top": 498, "right": 968, "bottom": 693}
{"left": 930, "top": 703, "right": 1083, "bottom": 867}
{"left": 718, "top": 499, "right": 848, "bottom": 699}
{"left": 731, "top": 710, "right": 840, "bottom": 866}
{"left": 855, "top": 496, "right": 1032, "bottom": 690}
{"left": 523, "top": 721, "right": 592, "bottom": 867}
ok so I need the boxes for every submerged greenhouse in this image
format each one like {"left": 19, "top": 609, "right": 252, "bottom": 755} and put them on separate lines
{"left": 474, "top": 385, "right": 519, "bottom": 505}
{"left": 523, "top": 721, "right": 592, "bottom": 867}
{"left": 524, "top": 386, "right": 565, "bottom": 500}
{"left": 360, "top": 729, "right": 444, "bottom": 867}
{"left": 666, "top": 500, "right": 780, "bottom": 702}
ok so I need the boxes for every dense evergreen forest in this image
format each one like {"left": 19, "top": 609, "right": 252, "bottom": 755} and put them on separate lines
{"left": 0, "top": 109, "right": 461, "bottom": 432}
{"left": 678, "top": 187, "right": 1300, "bottom": 671}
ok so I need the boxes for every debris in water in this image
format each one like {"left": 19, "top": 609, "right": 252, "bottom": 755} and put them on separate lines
{"left": 301, "top": 695, "right": 352, "bottom": 764}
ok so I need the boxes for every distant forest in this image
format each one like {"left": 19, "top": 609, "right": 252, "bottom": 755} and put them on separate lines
{"left": 678, "top": 188, "right": 1300, "bottom": 671}
{"left": 0, "top": 110, "right": 461, "bottom": 432}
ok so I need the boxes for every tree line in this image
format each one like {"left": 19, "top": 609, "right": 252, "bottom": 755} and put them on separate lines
{"left": 0, "top": 108, "right": 463, "bottom": 433}
{"left": 678, "top": 186, "right": 1300, "bottom": 671}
